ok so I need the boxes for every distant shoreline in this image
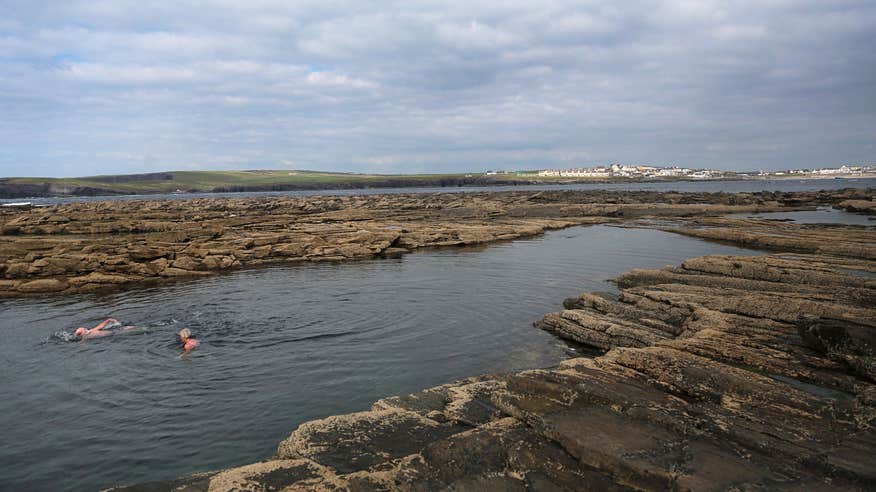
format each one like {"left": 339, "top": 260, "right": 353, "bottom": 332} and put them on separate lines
{"left": 2, "top": 170, "right": 874, "bottom": 199}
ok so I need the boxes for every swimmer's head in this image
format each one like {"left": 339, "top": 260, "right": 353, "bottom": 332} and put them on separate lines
{"left": 178, "top": 328, "right": 193, "bottom": 341}
{"left": 74, "top": 327, "right": 88, "bottom": 338}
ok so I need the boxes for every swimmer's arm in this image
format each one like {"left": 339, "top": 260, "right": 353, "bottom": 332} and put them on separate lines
{"left": 93, "top": 318, "right": 119, "bottom": 331}
{"left": 85, "top": 330, "right": 113, "bottom": 339}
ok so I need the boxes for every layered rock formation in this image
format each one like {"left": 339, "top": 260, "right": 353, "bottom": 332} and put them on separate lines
{"left": 657, "top": 216, "right": 875, "bottom": 259}
{"left": 2, "top": 188, "right": 871, "bottom": 297}
{"left": 113, "top": 215, "right": 875, "bottom": 490}
{"left": 838, "top": 199, "right": 876, "bottom": 215}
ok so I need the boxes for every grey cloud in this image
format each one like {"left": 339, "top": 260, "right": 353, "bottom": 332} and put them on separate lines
{"left": 0, "top": 0, "right": 874, "bottom": 176}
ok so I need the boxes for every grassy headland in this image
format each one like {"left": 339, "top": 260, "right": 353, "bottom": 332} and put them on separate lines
{"left": 0, "top": 169, "right": 612, "bottom": 198}
{"left": 0, "top": 168, "right": 767, "bottom": 199}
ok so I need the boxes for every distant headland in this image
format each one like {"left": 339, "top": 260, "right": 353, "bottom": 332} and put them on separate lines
{"left": 1, "top": 165, "right": 873, "bottom": 199}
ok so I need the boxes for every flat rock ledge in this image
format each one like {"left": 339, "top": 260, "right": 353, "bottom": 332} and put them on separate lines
{"left": 112, "top": 248, "right": 875, "bottom": 491}
{"left": 2, "top": 188, "right": 871, "bottom": 297}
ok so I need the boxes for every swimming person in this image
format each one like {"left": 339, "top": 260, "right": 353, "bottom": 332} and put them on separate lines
{"left": 73, "top": 318, "right": 138, "bottom": 340}
{"left": 178, "top": 328, "right": 200, "bottom": 352}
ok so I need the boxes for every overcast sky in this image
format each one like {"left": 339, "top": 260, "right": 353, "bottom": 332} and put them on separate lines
{"left": 1, "top": 1, "right": 874, "bottom": 177}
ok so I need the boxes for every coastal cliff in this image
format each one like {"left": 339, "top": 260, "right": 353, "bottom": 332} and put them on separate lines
{"left": 107, "top": 195, "right": 875, "bottom": 491}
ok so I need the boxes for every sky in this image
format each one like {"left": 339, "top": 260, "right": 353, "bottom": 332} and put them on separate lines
{"left": 0, "top": 1, "right": 874, "bottom": 177}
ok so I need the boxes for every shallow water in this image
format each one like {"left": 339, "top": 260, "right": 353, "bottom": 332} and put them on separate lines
{"left": 0, "top": 225, "right": 759, "bottom": 490}
{"left": 723, "top": 206, "right": 873, "bottom": 226}
{"left": 2, "top": 177, "right": 874, "bottom": 206}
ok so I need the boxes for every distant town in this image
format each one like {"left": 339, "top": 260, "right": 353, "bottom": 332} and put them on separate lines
{"left": 497, "top": 163, "right": 875, "bottom": 180}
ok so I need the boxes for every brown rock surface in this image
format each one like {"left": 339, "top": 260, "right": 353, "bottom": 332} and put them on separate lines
{"left": 658, "top": 215, "right": 876, "bottom": 259}
{"left": 111, "top": 213, "right": 876, "bottom": 490}
{"left": 3, "top": 188, "right": 872, "bottom": 297}
{"left": 838, "top": 199, "right": 876, "bottom": 214}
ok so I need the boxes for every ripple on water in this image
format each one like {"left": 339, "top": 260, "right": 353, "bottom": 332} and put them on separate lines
{"left": 0, "top": 225, "right": 765, "bottom": 490}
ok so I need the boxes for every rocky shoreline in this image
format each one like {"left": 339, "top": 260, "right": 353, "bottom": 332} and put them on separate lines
{"left": 110, "top": 211, "right": 875, "bottom": 491}
{"left": 1, "top": 189, "right": 872, "bottom": 298}
{"left": 3, "top": 188, "right": 874, "bottom": 490}
{"left": 2, "top": 175, "right": 874, "bottom": 200}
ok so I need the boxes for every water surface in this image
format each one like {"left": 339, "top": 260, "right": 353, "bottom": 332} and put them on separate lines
{"left": 2, "top": 226, "right": 759, "bottom": 490}
{"left": 3, "top": 177, "right": 874, "bottom": 206}
{"left": 723, "top": 206, "right": 873, "bottom": 226}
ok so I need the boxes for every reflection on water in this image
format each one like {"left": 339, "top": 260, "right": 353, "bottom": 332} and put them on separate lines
{"left": 723, "top": 206, "right": 873, "bottom": 226}
{"left": 0, "top": 226, "right": 758, "bottom": 490}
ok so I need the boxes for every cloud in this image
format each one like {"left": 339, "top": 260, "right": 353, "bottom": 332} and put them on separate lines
{"left": 434, "top": 20, "right": 518, "bottom": 50}
{"left": 0, "top": 0, "right": 874, "bottom": 176}
{"left": 62, "top": 63, "right": 200, "bottom": 84}
{"left": 306, "top": 71, "right": 377, "bottom": 89}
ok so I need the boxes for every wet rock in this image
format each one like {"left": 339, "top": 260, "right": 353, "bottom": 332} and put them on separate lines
{"left": 838, "top": 200, "right": 876, "bottom": 214}
{"left": 160, "top": 267, "right": 213, "bottom": 278}
{"left": 276, "top": 408, "right": 467, "bottom": 474}
{"left": 798, "top": 316, "right": 876, "bottom": 381}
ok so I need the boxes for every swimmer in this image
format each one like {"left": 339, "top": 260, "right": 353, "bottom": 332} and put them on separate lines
{"left": 178, "top": 328, "right": 200, "bottom": 352}
{"left": 74, "top": 318, "right": 138, "bottom": 340}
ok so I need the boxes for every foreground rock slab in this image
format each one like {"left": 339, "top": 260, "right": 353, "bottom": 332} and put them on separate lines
{"left": 112, "top": 241, "right": 876, "bottom": 490}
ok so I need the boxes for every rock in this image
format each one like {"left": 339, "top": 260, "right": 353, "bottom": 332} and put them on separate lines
{"left": 380, "top": 247, "right": 410, "bottom": 257}
{"left": 276, "top": 408, "right": 466, "bottom": 474}
{"left": 4, "top": 262, "right": 30, "bottom": 278}
{"left": 16, "top": 278, "right": 67, "bottom": 293}
{"left": 0, "top": 279, "right": 21, "bottom": 294}
{"left": 664, "top": 220, "right": 876, "bottom": 259}
{"left": 160, "top": 267, "right": 213, "bottom": 277}
{"left": 171, "top": 256, "right": 202, "bottom": 271}
{"left": 798, "top": 316, "right": 876, "bottom": 355}
{"left": 206, "top": 459, "right": 333, "bottom": 491}
{"left": 272, "top": 242, "right": 307, "bottom": 257}
{"left": 838, "top": 200, "right": 876, "bottom": 214}
{"left": 798, "top": 316, "right": 876, "bottom": 381}
{"left": 67, "top": 272, "right": 134, "bottom": 285}
{"left": 536, "top": 309, "right": 670, "bottom": 349}
{"left": 201, "top": 255, "right": 236, "bottom": 270}
{"left": 127, "top": 246, "right": 167, "bottom": 261}
{"left": 2, "top": 188, "right": 872, "bottom": 297}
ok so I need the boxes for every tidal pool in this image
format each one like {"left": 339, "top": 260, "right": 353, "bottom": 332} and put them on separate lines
{"left": 723, "top": 206, "right": 873, "bottom": 226}
{"left": 0, "top": 225, "right": 758, "bottom": 490}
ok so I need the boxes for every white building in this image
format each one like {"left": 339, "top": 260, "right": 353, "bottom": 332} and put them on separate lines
{"left": 538, "top": 167, "right": 611, "bottom": 177}
{"left": 656, "top": 167, "right": 690, "bottom": 177}
{"left": 689, "top": 170, "right": 715, "bottom": 179}
{"left": 813, "top": 165, "right": 852, "bottom": 175}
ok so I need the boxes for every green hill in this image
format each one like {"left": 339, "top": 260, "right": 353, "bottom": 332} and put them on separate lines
{"left": 0, "top": 170, "right": 539, "bottom": 198}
